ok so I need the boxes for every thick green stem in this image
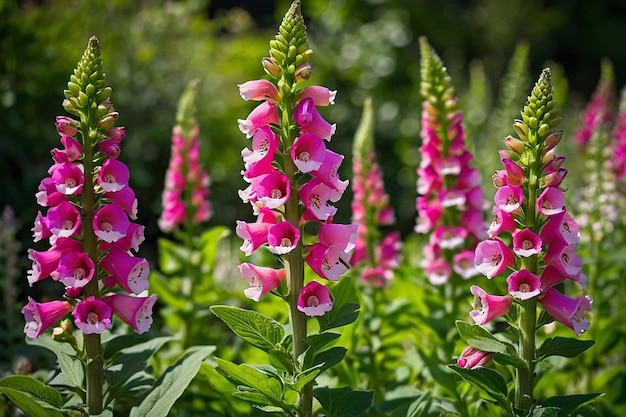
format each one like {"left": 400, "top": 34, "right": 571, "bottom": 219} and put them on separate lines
{"left": 515, "top": 297, "right": 537, "bottom": 412}
{"left": 82, "top": 126, "right": 103, "bottom": 415}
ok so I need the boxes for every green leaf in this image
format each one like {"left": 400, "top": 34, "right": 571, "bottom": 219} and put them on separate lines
{"left": 214, "top": 358, "right": 284, "bottom": 403}
{"left": 318, "top": 303, "right": 360, "bottom": 332}
{"left": 129, "top": 345, "right": 215, "bottom": 417}
{"left": 305, "top": 332, "right": 341, "bottom": 352}
{"left": 103, "top": 332, "right": 156, "bottom": 360}
{"left": 456, "top": 321, "right": 526, "bottom": 368}
{"left": 536, "top": 337, "right": 595, "bottom": 360}
{"left": 313, "top": 386, "right": 374, "bottom": 417}
{"left": 529, "top": 406, "right": 559, "bottom": 417}
{"left": 0, "top": 375, "right": 65, "bottom": 417}
{"left": 211, "top": 305, "right": 284, "bottom": 352}
{"left": 541, "top": 393, "right": 602, "bottom": 417}
{"left": 157, "top": 237, "right": 191, "bottom": 274}
{"left": 27, "top": 336, "right": 84, "bottom": 389}
{"left": 199, "top": 226, "right": 231, "bottom": 270}
{"left": 312, "top": 346, "right": 347, "bottom": 374}
{"left": 448, "top": 365, "right": 508, "bottom": 401}
{"left": 149, "top": 271, "right": 190, "bottom": 312}
{"left": 292, "top": 368, "right": 321, "bottom": 392}
{"left": 106, "top": 336, "right": 171, "bottom": 393}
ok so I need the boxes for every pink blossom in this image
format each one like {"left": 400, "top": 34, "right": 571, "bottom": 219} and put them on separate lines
{"left": 36, "top": 177, "right": 66, "bottom": 207}
{"left": 453, "top": 250, "right": 480, "bottom": 279}
{"left": 502, "top": 159, "right": 526, "bottom": 185}
{"left": 539, "top": 288, "right": 592, "bottom": 336}
{"left": 431, "top": 226, "right": 467, "bottom": 249}
{"left": 544, "top": 240, "right": 582, "bottom": 278}
{"left": 238, "top": 100, "right": 279, "bottom": 138}
{"left": 297, "top": 281, "right": 333, "bottom": 316}
{"left": 318, "top": 223, "right": 358, "bottom": 253}
{"left": 238, "top": 79, "right": 280, "bottom": 102}
{"left": 415, "top": 197, "right": 442, "bottom": 234}
{"left": 494, "top": 185, "right": 523, "bottom": 213}
{"left": 55, "top": 116, "right": 78, "bottom": 136}
{"left": 305, "top": 243, "right": 350, "bottom": 281}
{"left": 426, "top": 258, "right": 452, "bottom": 285}
{"left": 102, "top": 293, "right": 157, "bottom": 334}
{"left": 512, "top": 228, "right": 542, "bottom": 257}
{"left": 46, "top": 200, "right": 82, "bottom": 238}
{"left": 540, "top": 211, "right": 579, "bottom": 246}
{"left": 105, "top": 186, "right": 138, "bottom": 220}
{"left": 487, "top": 207, "right": 516, "bottom": 238}
{"left": 539, "top": 265, "right": 566, "bottom": 292}
{"left": 73, "top": 296, "right": 112, "bottom": 334}
{"left": 469, "top": 285, "right": 513, "bottom": 325}
{"left": 310, "top": 150, "right": 349, "bottom": 192}
{"left": 298, "top": 86, "right": 336, "bottom": 106}
{"left": 267, "top": 221, "right": 300, "bottom": 255}
{"left": 27, "top": 238, "right": 82, "bottom": 286}
{"left": 51, "top": 162, "right": 84, "bottom": 195}
{"left": 241, "top": 126, "right": 279, "bottom": 178}
{"left": 236, "top": 220, "right": 272, "bottom": 256}
{"left": 299, "top": 178, "right": 341, "bottom": 222}
{"left": 52, "top": 252, "right": 95, "bottom": 289}
{"left": 473, "top": 239, "right": 515, "bottom": 279}
{"left": 291, "top": 133, "right": 327, "bottom": 173}
{"left": 100, "top": 246, "right": 150, "bottom": 294}
{"left": 457, "top": 345, "right": 492, "bottom": 369}
{"left": 239, "top": 263, "right": 286, "bottom": 302}
{"left": 98, "top": 158, "right": 129, "bottom": 192}
{"left": 536, "top": 187, "right": 565, "bottom": 216}
{"left": 294, "top": 97, "right": 336, "bottom": 140}
{"left": 239, "top": 170, "right": 291, "bottom": 212}
{"left": 22, "top": 297, "right": 73, "bottom": 338}
{"left": 32, "top": 211, "right": 52, "bottom": 242}
{"left": 506, "top": 269, "right": 541, "bottom": 300}
{"left": 93, "top": 204, "right": 130, "bottom": 243}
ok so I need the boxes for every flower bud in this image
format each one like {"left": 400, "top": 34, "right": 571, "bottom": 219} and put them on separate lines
{"left": 295, "top": 62, "right": 312, "bottom": 83}
{"left": 262, "top": 57, "right": 281, "bottom": 78}
{"left": 503, "top": 135, "right": 526, "bottom": 154}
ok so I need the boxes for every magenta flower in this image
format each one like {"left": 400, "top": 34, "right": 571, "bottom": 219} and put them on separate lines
{"left": 544, "top": 240, "right": 583, "bottom": 278}
{"left": 105, "top": 186, "right": 138, "bottom": 220}
{"left": 502, "top": 159, "right": 526, "bottom": 185}
{"left": 473, "top": 239, "right": 515, "bottom": 279}
{"left": 98, "top": 158, "right": 129, "bottom": 192}
{"left": 102, "top": 293, "right": 157, "bottom": 334}
{"left": 318, "top": 223, "right": 358, "bottom": 253}
{"left": 236, "top": 220, "right": 272, "bottom": 256}
{"left": 469, "top": 285, "right": 513, "bottom": 325}
{"left": 239, "top": 263, "right": 286, "bottom": 302}
{"left": 539, "top": 288, "right": 592, "bottom": 336}
{"left": 52, "top": 135, "right": 82, "bottom": 163}
{"left": 51, "top": 162, "right": 84, "bottom": 195}
{"left": 536, "top": 187, "right": 565, "bottom": 216}
{"left": 512, "top": 229, "right": 542, "bottom": 257}
{"left": 22, "top": 297, "right": 73, "bottom": 339}
{"left": 238, "top": 100, "right": 280, "bottom": 138}
{"left": 299, "top": 178, "right": 340, "bottom": 222}
{"left": 487, "top": 207, "right": 516, "bottom": 238}
{"left": 506, "top": 269, "right": 541, "bottom": 300}
{"left": 310, "top": 150, "right": 349, "bottom": 192}
{"left": 93, "top": 204, "right": 130, "bottom": 243}
{"left": 298, "top": 86, "right": 336, "bottom": 106}
{"left": 294, "top": 97, "right": 336, "bottom": 140}
{"left": 32, "top": 211, "right": 52, "bottom": 242}
{"left": 52, "top": 252, "right": 95, "bottom": 289}
{"left": 55, "top": 116, "right": 78, "bottom": 136}
{"left": 36, "top": 177, "right": 66, "bottom": 207}
{"left": 73, "top": 296, "right": 112, "bottom": 335}
{"left": 297, "top": 281, "right": 333, "bottom": 317}
{"left": 457, "top": 345, "right": 493, "bottom": 369}
{"left": 540, "top": 211, "right": 580, "bottom": 246}
{"left": 100, "top": 246, "right": 150, "bottom": 295}
{"left": 426, "top": 258, "right": 452, "bottom": 285}
{"left": 238, "top": 79, "right": 281, "bottom": 102}
{"left": 240, "top": 170, "right": 291, "bottom": 212}
{"left": 305, "top": 243, "right": 350, "bottom": 281}
{"left": 267, "top": 221, "right": 301, "bottom": 255}
{"left": 241, "top": 126, "right": 280, "bottom": 178}
{"left": 291, "top": 133, "right": 327, "bottom": 173}
{"left": 431, "top": 226, "right": 467, "bottom": 250}
{"left": 46, "top": 200, "right": 82, "bottom": 238}
{"left": 494, "top": 185, "right": 523, "bottom": 213}
{"left": 27, "top": 238, "right": 82, "bottom": 286}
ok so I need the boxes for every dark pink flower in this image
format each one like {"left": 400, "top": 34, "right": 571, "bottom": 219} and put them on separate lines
{"left": 469, "top": 285, "right": 513, "bottom": 325}
{"left": 52, "top": 252, "right": 95, "bottom": 289}
{"left": 32, "top": 211, "right": 52, "bottom": 242}
{"left": 299, "top": 178, "right": 341, "bottom": 222}
{"left": 46, "top": 200, "right": 82, "bottom": 238}
{"left": 502, "top": 159, "right": 526, "bottom": 185}
{"left": 36, "top": 177, "right": 66, "bottom": 207}
{"left": 512, "top": 228, "right": 542, "bottom": 257}
{"left": 102, "top": 293, "right": 157, "bottom": 334}
{"left": 318, "top": 223, "right": 358, "bottom": 253}
{"left": 457, "top": 345, "right": 492, "bottom": 369}
{"left": 98, "top": 158, "right": 129, "bottom": 192}
{"left": 73, "top": 296, "right": 112, "bottom": 334}
{"left": 474, "top": 239, "right": 515, "bottom": 279}
{"left": 506, "top": 269, "right": 541, "bottom": 300}
{"left": 239, "top": 170, "right": 291, "bottom": 212}
{"left": 536, "top": 187, "right": 565, "bottom": 216}
{"left": 291, "top": 133, "right": 327, "bottom": 173}
{"left": 100, "top": 246, "right": 150, "bottom": 294}
{"left": 539, "top": 288, "right": 592, "bottom": 336}
{"left": 297, "top": 281, "right": 333, "bottom": 316}
{"left": 297, "top": 86, "right": 336, "bottom": 106}
{"left": 239, "top": 263, "right": 286, "bottom": 302}
{"left": 494, "top": 185, "right": 523, "bottom": 213}
{"left": 310, "top": 150, "right": 349, "bottom": 192}
{"left": 487, "top": 207, "right": 516, "bottom": 238}
{"left": 51, "top": 162, "right": 84, "bottom": 195}
{"left": 27, "top": 238, "right": 82, "bottom": 286}
{"left": 544, "top": 240, "right": 582, "bottom": 278}
{"left": 93, "top": 204, "right": 130, "bottom": 243}
{"left": 22, "top": 297, "right": 73, "bottom": 338}
{"left": 267, "top": 221, "right": 300, "bottom": 255}
{"left": 104, "top": 186, "right": 138, "bottom": 220}
{"left": 241, "top": 126, "right": 279, "bottom": 178}
{"left": 294, "top": 97, "right": 336, "bottom": 140}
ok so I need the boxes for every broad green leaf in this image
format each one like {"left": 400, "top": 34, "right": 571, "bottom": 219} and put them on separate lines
{"left": 292, "top": 368, "right": 321, "bottom": 392}
{"left": 157, "top": 237, "right": 191, "bottom": 274}
{"left": 529, "top": 406, "right": 559, "bottom": 417}
{"left": 214, "top": 358, "right": 283, "bottom": 402}
{"left": 456, "top": 321, "right": 526, "bottom": 368}
{"left": 149, "top": 271, "right": 190, "bottom": 312}
{"left": 0, "top": 375, "right": 65, "bottom": 417}
{"left": 305, "top": 332, "right": 341, "bottom": 352}
{"left": 536, "top": 337, "right": 595, "bottom": 360}
{"left": 313, "top": 386, "right": 374, "bottom": 417}
{"left": 106, "top": 337, "right": 171, "bottom": 393}
{"left": 312, "top": 346, "right": 347, "bottom": 374}
{"left": 211, "top": 305, "right": 284, "bottom": 352}
{"left": 129, "top": 345, "right": 215, "bottom": 417}
{"left": 541, "top": 393, "right": 602, "bottom": 417}
{"left": 317, "top": 302, "right": 360, "bottom": 332}
{"left": 103, "top": 332, "right": 156, "bottom": 360}
{"left": 268, "top": 348, "right": 295, "bottom": 373}
{"left": 199, "top": 226, "right": 231, "bottom": 270}
{"left": 448, "top": 365, "right": 508, "bottom": 401}
{"left": 27, "top": 336, "right": 84, "bottom": 389}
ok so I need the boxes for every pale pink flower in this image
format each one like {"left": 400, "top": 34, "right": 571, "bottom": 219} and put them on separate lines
{"left": 469, "top": 285, "right": 513, "bottom": 325}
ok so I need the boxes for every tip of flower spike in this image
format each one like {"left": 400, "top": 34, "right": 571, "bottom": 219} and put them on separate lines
{"left": 269, "top": 0, "right": 311, "bottom": 73}
{"left": 520, "top": 68, "right": 560, "bottom": 142}
{"left": 176, "top": 79, "right": 200, "bottom": 135}
{"left": 418, "top": 37, "right": 454, "bottom": 104}
{"left": 64, "top": 36, "right": 107, "bottom": 112}
{"left": 353, "top": 97, "right": 375, "bottom": 159}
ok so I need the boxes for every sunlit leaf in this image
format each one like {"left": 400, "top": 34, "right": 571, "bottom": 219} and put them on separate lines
{"left": 211, "top": 305, "right": 284, "bottom": 352}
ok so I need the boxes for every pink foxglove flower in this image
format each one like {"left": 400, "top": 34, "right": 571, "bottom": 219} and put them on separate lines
{"left": 46, "top": 200, "right": 82, "bottom": 238}
{"left": 536, "top": 187, "right": 565, "bottom": 216}
{"left": 73, "top": 296, "right": 112, "bottom": 335}
{"left": 539, "top": 288, "right": 592, "bottom": 336}
{"left": 474, "top": 239, "right": 515, "bottom": 279}
{"left": 457, "top": 345, "right": 493, "bottom": 369}
{"left": 103, "top": 293, "right": 157, "bottom": 335}
{"left": 494, "top": 185, "right": 523, "bottom": 213}
{"left": 291, "top": 133, "right": 327, "bottom": 173}
{"left": 294, "top": 97, "right": 336, "bottom": 140}
{"left": 297, "top": 281, "right": 333, "bottom": 317}
{"left": 414, "top": 38, "right": 484, "bottom": 285}
{"left": 51, "top": 162, "right": 84, "bottom": 195}
{"left": 52, "top": 252, "right": 95, "bottom": 289}
{"left": 93, "top": 204, "right": 130, "bottom": 243}
{"left": 305, "top": 243, "right": 350, "bottom": 281}
{"left": 512, "top": 229, "right": 542, "bottom": 257}
{"left": 98, "top": 158, "right": 129, "bottom": 192}
{"left": 22, "top": 297, "right": 73, "bottom": 339}
{"left": 469, "top": 285, "right": 513, "bottom": 325}
{"left": 239, "top": 263, "right": 286, "bottom": 302}
{"left": 506, "top": 269, "right": 541, "bottom": 300}
{"left": 238, "top": 79, "right": 281, "bottom": 102}
{"left": 100, "top": 246, "right": 150, "bottom": 295}
{"left": 238, "top": 100, "right": 279, "bottom": 138}
{"left": 267, "top": 221, "right": 300, "bottom": 255}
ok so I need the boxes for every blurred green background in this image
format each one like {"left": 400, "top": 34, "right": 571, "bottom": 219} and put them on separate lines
{"left": 2, "top": 0, "right": 625, "bottom": 262}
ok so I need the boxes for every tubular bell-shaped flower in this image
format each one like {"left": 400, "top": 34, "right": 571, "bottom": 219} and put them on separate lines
{"left": 415, "top": 38, "right": 484, "bottom": 285}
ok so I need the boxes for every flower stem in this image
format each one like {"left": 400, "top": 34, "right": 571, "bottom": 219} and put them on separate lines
{"left": 515, "top": 297, "right": 537, "bottom": 412}
{"left": 82, "top": 125, "right": 103, "bottom": 415}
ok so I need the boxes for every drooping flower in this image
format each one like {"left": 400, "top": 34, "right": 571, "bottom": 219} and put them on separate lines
{"left": 297, "top": 281, "right": 333, "bottom": 317}
{"left": 473, "top": 239, "right": 515, "bottom": 279}
{"left": 73, "top": 296, "right": 112, "bottom": 335}
{"left": 539, "top": 288, "right": 592, "bottom": 336}
{"left": 239, "top": 263, "right": 286, "bottom": 302}
{"left": 469, "top": 285, "right": 513, "bottom": 325}
{"left": 22, "top": 297, "right": 73, "bottom": 339}
{"left": 457, "top": 345, "right": 493, "bottom": 369}
{"left": 102, "top": 293, "right": 157, "bottom": 335}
